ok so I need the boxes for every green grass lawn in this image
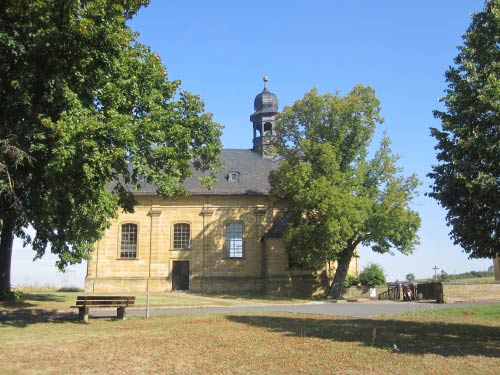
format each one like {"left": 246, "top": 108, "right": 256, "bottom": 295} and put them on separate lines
{"left": 0, "top": 303, "right": 498, "bottom": 374}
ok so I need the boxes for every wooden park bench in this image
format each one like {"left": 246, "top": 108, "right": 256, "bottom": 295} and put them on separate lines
{"left": 71, "top": 296, "right": 135, "bottom": 323}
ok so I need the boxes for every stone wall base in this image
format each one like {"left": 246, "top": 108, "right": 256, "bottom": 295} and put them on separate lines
{"left": 264, "top": 274, "right": 329, "bottom": 298}
{"left": 85, "top": 278, "right": 170, "bottom": 293}
{"left": 342, "top": 286, "right": 372, "bottom": 299}
{"left": 194, "top": 276, "right": 263, "bottom": 293}
{"left": 84, "top": 275, "right": 329, "bottom": 297}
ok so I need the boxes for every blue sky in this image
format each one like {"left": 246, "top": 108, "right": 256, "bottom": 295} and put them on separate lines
{"left": 11, "top": 0, "right": 494, "bottom": 287}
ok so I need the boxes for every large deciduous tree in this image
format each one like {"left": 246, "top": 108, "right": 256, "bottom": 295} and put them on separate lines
{"left": 269, "top": 86, "right": 420, "bottom": 299}
{"left": 429, "top": 0, "right": 500, "bottom": 260}
{"left": 0, "top": 0, "right": 222, "bottom": 295}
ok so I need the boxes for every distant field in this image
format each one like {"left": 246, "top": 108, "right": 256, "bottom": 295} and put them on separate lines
{"left": 0, "top": 304, "right": 498, "bottom": 374}
{"left": 443, "top": 276, "right": 496, "bottom": 284}
{"left": 411, "top": 276, "right": 497, "bottom": 284}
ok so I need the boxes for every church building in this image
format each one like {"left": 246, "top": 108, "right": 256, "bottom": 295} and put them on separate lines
{"left": 84, "top": 77, "right": 359, "bottom": 296}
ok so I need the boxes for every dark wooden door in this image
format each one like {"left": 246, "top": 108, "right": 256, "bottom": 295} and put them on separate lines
{"left": 172, "top": 261, "right": 190, "bottom": 291}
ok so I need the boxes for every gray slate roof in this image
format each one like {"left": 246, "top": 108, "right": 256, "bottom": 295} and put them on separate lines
{"left": 132, "top": 149, "right": 280, "bottom": 196}
{"left": 262, "top": 211, "right": 290, "bottom": 238}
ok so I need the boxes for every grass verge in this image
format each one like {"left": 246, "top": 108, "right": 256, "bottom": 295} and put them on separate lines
{"left": 0, "top": 290, "right": 312, "bottom": 313}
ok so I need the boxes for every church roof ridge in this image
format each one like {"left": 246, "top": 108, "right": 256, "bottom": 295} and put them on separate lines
{"left": 128, "top": 149, "right": 280, "bottom": 197}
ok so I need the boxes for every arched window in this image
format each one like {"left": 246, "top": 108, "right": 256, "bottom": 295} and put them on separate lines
{"left": 173, "top": 223, "right": 190, "bottom": 249}
{"left": 120, "top": 223, "right": 137, "bottom": 258}
{"left": 226, "top": 222, "right": 243, "bottom": 258}
{"left": 263, "top": 122, "right": 273, "bottom": 135}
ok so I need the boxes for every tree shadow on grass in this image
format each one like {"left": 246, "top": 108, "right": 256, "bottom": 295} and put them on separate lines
{"left": 226, "top": 314, "right": 500, "bottom": 358}
{"left": 0, "top": 309, "right": 82, "bottom": 328}
{"left": 1, "top": 306, "right": 135, "bottom": 328}
{"left": 0, "top": 293, "right": 67, "bottom": 309}
{"left": 0, "top": 310, "right": 128, "bottom": 328}
{"left": 21, "top": 293, "right": 67, "bottom": 302}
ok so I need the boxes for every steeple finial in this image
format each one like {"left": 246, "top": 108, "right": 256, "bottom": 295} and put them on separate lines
{"left": 263, "top": 74, "right": 269, "bottom": 91}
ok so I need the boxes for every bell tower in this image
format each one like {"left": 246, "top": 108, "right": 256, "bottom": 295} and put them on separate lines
{"left": 250, "top": 75, "right": 279, "bottom": 158}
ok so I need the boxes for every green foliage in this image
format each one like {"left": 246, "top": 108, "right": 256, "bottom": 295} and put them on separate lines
{"left": 0, "top": 288, "right": 22, "bottom": 301}
{"left": 439, "top": 270, "right": 448, "bottom": 281}
{"left": 56, "top": 286, "right": 83, "bottom": 292}
{"left": 269, "top": 86, "right": 421, "bottom": 298}
{"left": 429, "top": 0, "right": 500, "bottom": 259}
{"left": 344, "top": 274, "right": 359, "bottom": 288}
{"left": 405, "top": 273, "right": 416, "bottom": 282}
{"left": 358, "top": 263, "right": 386, "bottom": 287}
{"left": 0, "top": 0, "right": 222, "bottom": 291}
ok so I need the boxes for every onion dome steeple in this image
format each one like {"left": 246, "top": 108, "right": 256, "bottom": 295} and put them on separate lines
{"left": 253, "top": 75, "right": 279, "bottom": 114}
{"left": 250, "top": 75, "right": 279, "bottom": 158}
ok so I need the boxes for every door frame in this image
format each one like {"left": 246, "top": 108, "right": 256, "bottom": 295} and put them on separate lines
{"left": 171, "top": 260, "right": 190, "bottom": 291}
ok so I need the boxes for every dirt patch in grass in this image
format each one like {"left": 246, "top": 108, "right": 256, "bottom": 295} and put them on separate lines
{"left": 0, "top": 304, "right": 498, "bottom": 374}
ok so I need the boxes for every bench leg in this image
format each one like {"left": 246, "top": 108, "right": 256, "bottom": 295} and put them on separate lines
{"left": 79, "top": 307, "right": 89, "bottom": 323}
{"left": 117, "top": 307, "right": 127, "bottom": 320}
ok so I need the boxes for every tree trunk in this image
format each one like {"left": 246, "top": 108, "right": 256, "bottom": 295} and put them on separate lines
{"left": 0, "top": 211, "right": 15, "bottom": 295}
{"left": 328, "top": 244, "right": 356, "bottom": 299}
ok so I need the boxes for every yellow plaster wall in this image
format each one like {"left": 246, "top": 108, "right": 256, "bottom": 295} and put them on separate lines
{"left": 85, "top": 195, "right": 288, "bottom": 293}
{"left": 85, "top": 194, "right": 359, "bottom": 296}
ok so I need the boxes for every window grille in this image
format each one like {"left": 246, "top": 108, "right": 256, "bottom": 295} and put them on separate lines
{"left": 226, "top": 222, "right": 243, "bottom": 258}
{"left": 120, "top": 223, "right": 137, "bottom": 258}
{"left": 173, "top": 223, "right": 190, "bottom": 249}
{"left": 228, "top": 172, "right": 239, "bottom": 182}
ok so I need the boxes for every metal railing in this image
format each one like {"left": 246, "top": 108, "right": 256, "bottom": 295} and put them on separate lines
{"left": 378, "top": 282, "right": 444, "bottom": 303}
{"left": 378, "top": 285, "right": 400, "bottom": 300}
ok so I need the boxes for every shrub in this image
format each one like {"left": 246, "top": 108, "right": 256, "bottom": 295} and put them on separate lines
{"left": 344, "top": 274, "right": 359, "bottom": 288}
{"left": 405, "top": 273, "right": 416, "bottom": 282}
{"left": 0, "top": 289, "right": 22, "bottom": 301}
{"left": 439, "top": 270, "right": 448, "bottom": 281}
{"left": 359, "top": 263, "right": 386, "bottom": 287}
{"left": 57, "top": 286, "right": 84, "bottom": 292}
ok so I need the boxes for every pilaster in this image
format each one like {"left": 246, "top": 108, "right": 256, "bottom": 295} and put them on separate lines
{"left": 148, "top": 207, "right": 162, "bottom": 279}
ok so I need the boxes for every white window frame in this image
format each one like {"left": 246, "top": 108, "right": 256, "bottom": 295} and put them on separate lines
{"left": 172, "top": 223, "right": 191, "bottom": 249}
{"left": 228, "top": 172, "right": 239, "bottom": 182}
{"left": 120, "top": 223, "right": 138, "bottom": 259}
{"left": 226, "top": 222, "right": 243, "bottom": 258}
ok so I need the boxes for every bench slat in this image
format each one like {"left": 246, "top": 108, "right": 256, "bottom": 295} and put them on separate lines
{"left": 73, "top": 296, "right": 135, "bottom": 307}
{"left": 71, "top": 304, "right": 130, "bottom": 308}
{"left": 76, "top": 299, "right": 134, "bottom": 304}
{"left": 73, "top": 302, "right": 132, "bottom": 306}
{"left": 76, "top": 296, "right": 135, "bottom": 301}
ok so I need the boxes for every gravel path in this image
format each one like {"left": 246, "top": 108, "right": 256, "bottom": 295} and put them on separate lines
{"left": 121, "top": 300, "right": 497, "bottom": 319}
